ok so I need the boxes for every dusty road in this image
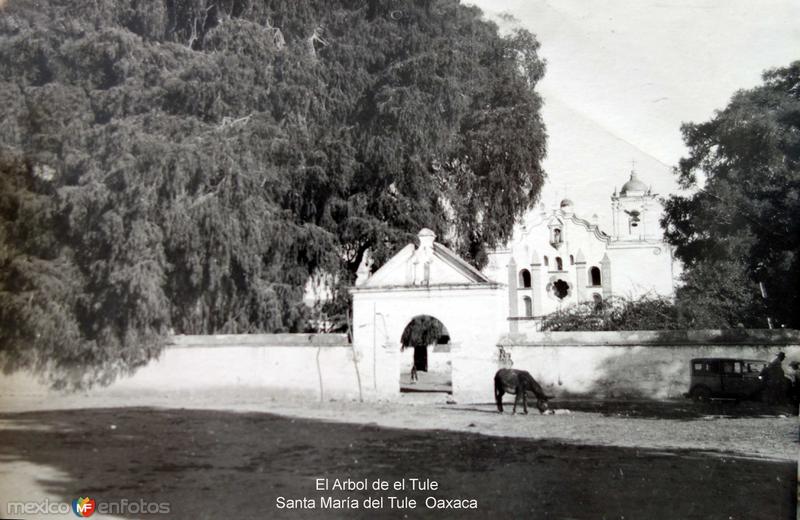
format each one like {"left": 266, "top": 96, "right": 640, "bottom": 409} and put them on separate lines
{"left": 0, "top": 390, "right": 796, "bottom": 519}
{"left": 0, "top": 389, "right": 796, "bottom": 460}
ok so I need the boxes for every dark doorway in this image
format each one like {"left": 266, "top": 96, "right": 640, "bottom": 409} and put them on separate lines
{"left": 413, "top": 345, "right": 428, "bottom": 373}
{"left": 399, "top": 315, "right": 451, "bottom": 393}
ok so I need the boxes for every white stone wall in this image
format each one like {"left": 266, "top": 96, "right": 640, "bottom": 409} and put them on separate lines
{"left": 606, "top": 242, "right": 676, "bottom": 298}
{"left": 0, "top": 335, "right": 364, "bottom": 402}
{"left": 491, "top": 330, "right": 800, "bottom": 401}
{"left": 5, "top": 330, "right": 798, "bottom": 405}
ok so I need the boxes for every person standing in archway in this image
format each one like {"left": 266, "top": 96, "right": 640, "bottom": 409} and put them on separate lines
{"left": 413, "top": 343, "right": 428, "bottom": 377}
{"left": 400, "top": 315, "right": 442, "bottom": 385}
{"left": 401, "top": 343, "right": 419, "bottom": 382}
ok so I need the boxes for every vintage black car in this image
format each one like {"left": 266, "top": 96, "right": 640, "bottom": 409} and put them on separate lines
{"left": 686, "top": 357, "right": 768, "bottom": 401}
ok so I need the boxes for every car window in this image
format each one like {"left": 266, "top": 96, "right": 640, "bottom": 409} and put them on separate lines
{"left": 723, "top": 362, "right": 734, "bottom": 373}
{"left": 693, "top": 362, "right": 703, "bottom": 373}
{"left": 733, "top": 362, "right": 741, "bottom": 374}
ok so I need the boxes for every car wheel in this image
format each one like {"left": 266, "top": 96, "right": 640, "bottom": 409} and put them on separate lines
{"left": 691, "top": 386, "right": 712, "bottom": 402}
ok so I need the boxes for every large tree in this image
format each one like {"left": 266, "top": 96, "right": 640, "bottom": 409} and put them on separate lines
{"left": 662, "top": 61, "right": 800, "bottom": 328}
{"left": 0, "top": 0, "right": 547, "bottom": 387}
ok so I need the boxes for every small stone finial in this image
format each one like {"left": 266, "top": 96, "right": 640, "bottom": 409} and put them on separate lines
{"left": 355, "top": 250, "right": 372, "bottom": 286}
{"left": 575, "top": 249, "right": 586, "bottom": 264}
{"left": 600, "top": 252, "right": 611, "bottom": 265}
{"left": 417, "top": 228, "right": 436, "bottom": 249}
{"left": 531, "top": 249, "right": 541, "bottom": 266}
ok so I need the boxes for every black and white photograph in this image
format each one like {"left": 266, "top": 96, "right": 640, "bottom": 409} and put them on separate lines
{"left": 0, "top": 0, "right": 798, "bottom": 518}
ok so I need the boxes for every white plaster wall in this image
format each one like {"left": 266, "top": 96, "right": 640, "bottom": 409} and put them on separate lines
{"left": 607, "top": 243, "right": 675, "bottom": 298}
{"left": 7, "top": 329, "right": 797, "bottom": 406}
{"left": 495, "top": 330, "right": 800, "bottom": 400}
{"left": 0, "top": 336, "right": 364, "bottom": 402}
{"left": 427, "top": 258, "right": 474, "bottom": 284}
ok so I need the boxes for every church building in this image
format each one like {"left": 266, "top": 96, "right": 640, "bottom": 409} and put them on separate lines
{"left": 482, "top": 169, "right": 678, "bottom": 325}
{"left": 349, "top": 168, "right": 680, "bottom": 396}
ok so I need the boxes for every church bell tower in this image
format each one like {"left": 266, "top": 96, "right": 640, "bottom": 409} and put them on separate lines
{"left": 611, "top": 169, "right": 660, "bottom": 241}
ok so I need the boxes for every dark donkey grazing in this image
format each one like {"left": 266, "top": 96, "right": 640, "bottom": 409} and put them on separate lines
{"left": 494, "top": 369, "right": 554, "bottom": 414}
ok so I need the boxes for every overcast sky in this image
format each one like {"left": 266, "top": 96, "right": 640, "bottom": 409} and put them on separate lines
{"left": 469, "top": 0, "right": 799, "bottom": 230}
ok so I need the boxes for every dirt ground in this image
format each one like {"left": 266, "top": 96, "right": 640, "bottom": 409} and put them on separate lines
{"left": 0, "top": 391, "right": 796, "bottom": 519}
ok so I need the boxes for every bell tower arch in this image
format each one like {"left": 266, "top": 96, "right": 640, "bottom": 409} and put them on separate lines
{"left": 611, "top": 169, "right": 660, "bottom": 241}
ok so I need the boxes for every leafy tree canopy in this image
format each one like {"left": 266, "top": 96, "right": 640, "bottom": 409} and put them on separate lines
{"left": 661, "top": 61, "right": 800, "bottom": 328}
{"left": 400, "top": 315, "right": 447, "bottom": 347}
{"left": 0, "top": 0, "right": 547, "bottom": 387}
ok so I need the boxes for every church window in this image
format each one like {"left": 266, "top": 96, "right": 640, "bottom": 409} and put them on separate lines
{"left": 543, "top": 256, "right": 549, "bottom": 267}
{"left": 519, "top": 269, "right": 531, "bottom": 288}
{"left": 590, "top": 267, "right": 601, "bottom": 286}
{"left": 569, "top": 255, "right": 574, "bottom": 265}
{"left": 592, "top": 293, "right": 603, "bottom": 312}
{"left": 553, "top": 228, "right": 562, "bottom": 244}
{"left": 556, "top": 257, "right": 563, "bottom": 271}
{"left": 523, "top": 296, "right": 532, "bottom": 317}
{"left": 553, "top": 279, "right": 569, "bottom": 299}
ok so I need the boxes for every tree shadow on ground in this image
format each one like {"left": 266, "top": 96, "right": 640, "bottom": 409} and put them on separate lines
{"left": 0, "top": 408, "right": 794, "bottom": 519}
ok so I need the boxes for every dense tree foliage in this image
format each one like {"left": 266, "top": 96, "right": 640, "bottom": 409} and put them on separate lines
{"left": 0, "top": 0, "right": 547, "bottom": 386}
{"left": 400, "top": 315, "right": 447, "bottom": 347}
{"left": 662, "top": 62, "right": 800, "bottom": 328}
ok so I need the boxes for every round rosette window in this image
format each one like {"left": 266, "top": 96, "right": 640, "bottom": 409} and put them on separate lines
{"left": 547, "top": 278, "right": 571, "bottom": 300}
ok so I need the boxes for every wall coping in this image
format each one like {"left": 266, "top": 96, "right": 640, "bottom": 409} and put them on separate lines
{"left": 351, "top": 283, "right": 502, "bottom": 294}
{"left": 497, "top": 329, "right": 800, "bottom": 347}
{"left": 168, "top": 334, "right": 351, "bottom": 348}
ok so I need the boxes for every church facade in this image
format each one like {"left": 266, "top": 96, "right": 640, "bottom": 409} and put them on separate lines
{"left": 482, "top": 170, "right": 678, "bottom": 325}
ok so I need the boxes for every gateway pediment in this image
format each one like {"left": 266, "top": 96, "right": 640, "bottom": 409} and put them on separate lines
{"left": 358, "top": 229, "right": 493, "bottom": 288}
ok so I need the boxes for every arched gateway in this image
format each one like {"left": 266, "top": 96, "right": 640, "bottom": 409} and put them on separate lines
{"left": 350, "top": 229, "right": 507, "bottom": 401}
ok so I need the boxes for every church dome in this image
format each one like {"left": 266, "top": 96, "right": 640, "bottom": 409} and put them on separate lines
{"left": 620, "top": 171, "right": 647, "bottom": 195}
